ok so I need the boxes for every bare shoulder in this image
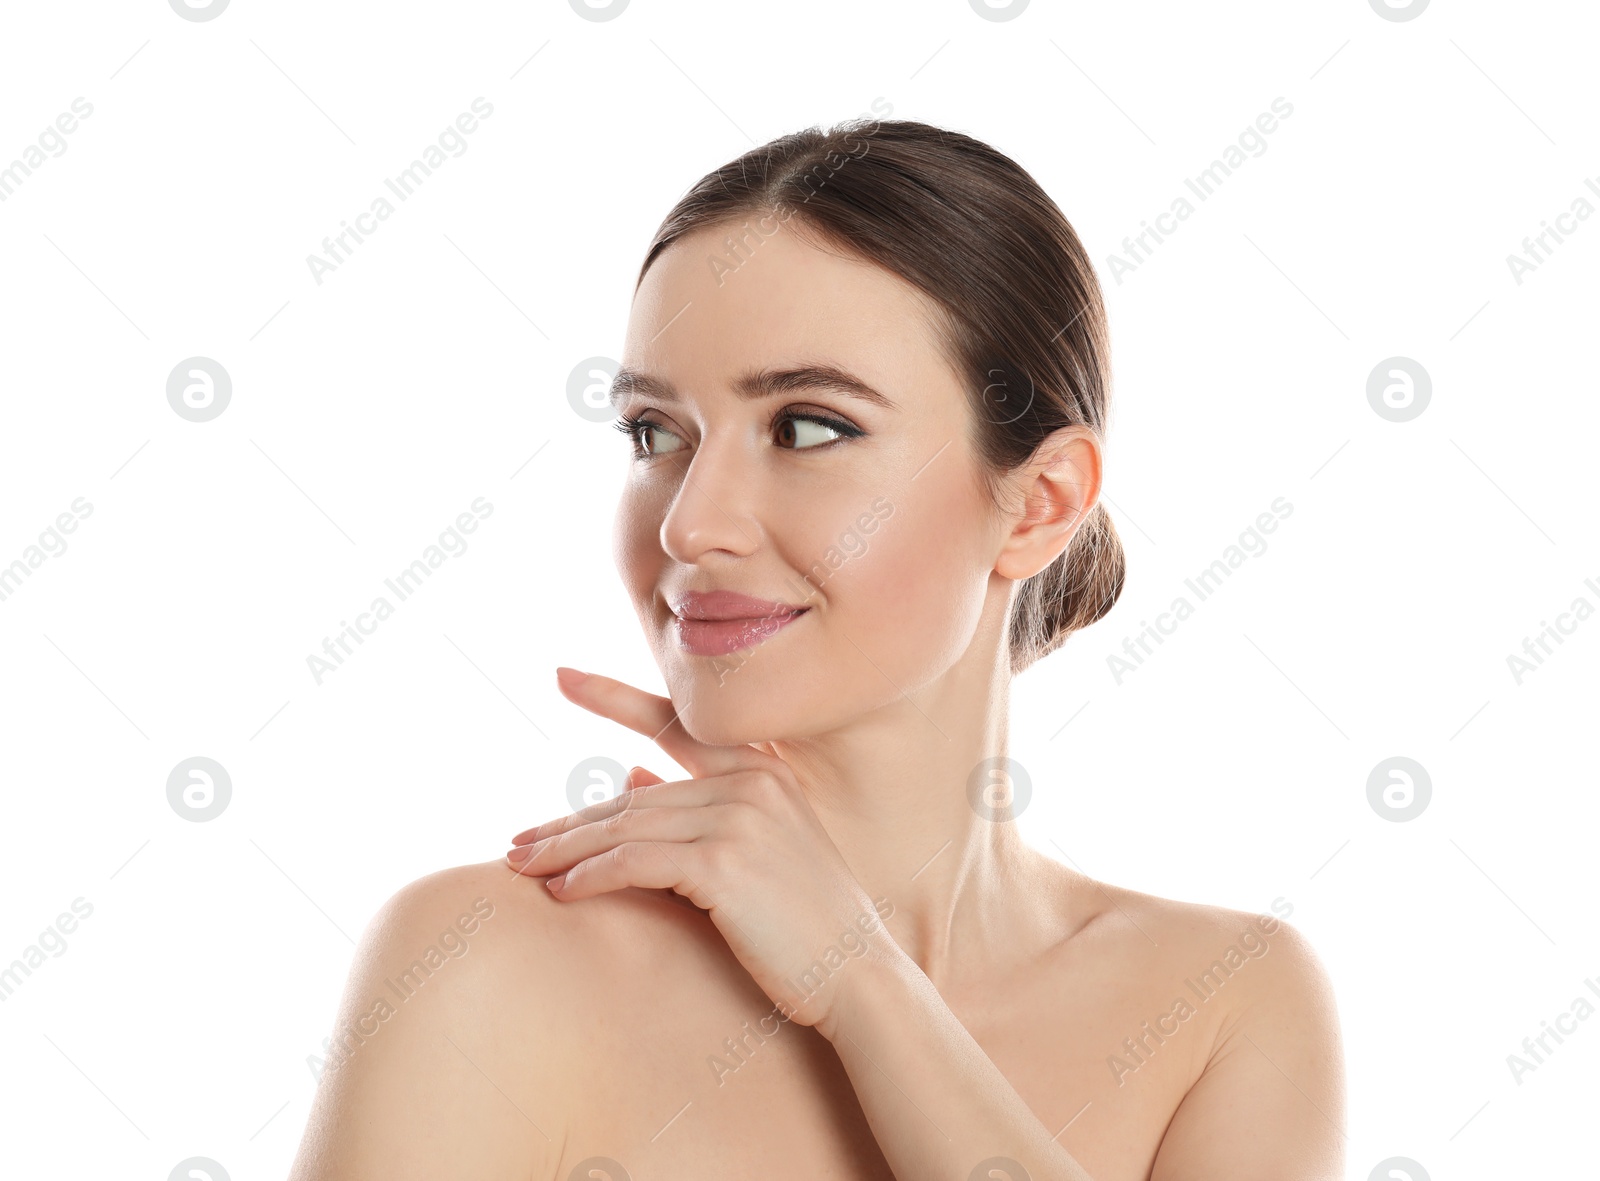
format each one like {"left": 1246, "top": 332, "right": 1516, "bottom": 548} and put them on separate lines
{"left": 288, "top": 860, "right": 722, "bottom": 1181}
{"left": 287, "top": 859, "right": 609, "bottom": 1181}
{"left": 1071, "top": 878, "right": 1344, "bottom": 1177}
{"left": 1068, "top": 871, "right": 1333, "bottom": 1007}
{"left": 1113, "top": 880, "right": 1338, "bottom": 1055}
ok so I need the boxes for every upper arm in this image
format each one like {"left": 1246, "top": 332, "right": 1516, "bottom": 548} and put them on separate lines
{"left": 287, "top": 863, "right": 570, "bottom": 1181}
{"left": 1150, "top": 918, "right": 1346, "bottom": 1181}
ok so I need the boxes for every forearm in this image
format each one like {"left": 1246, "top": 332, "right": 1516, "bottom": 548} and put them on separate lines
{"left": 816, "top": 946, "right": 1094, "bottom": 1181}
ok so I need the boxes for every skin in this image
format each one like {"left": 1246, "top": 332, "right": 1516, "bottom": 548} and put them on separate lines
{"left": 287, "top": 215, "right": 1345, "bottom": 1181}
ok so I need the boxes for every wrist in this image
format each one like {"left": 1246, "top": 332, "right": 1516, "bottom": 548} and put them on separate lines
{"left": 813, "top": 936, "right": 919, "bottom": 1043}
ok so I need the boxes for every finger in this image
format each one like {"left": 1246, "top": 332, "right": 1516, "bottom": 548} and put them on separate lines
{"left": 508, "top": 764, "right": 668, "bottom": 845}
{"left": 507, "top": 802, "right": 720, "bottom": 879}
{"left": 555, "top": 667, "right": 772, "bottom": 780}
{"left": 512, "top": 773, "right": 719, "bottom": 851}
{"left": 545, "top": 839, "right": 715, "bottom": 908}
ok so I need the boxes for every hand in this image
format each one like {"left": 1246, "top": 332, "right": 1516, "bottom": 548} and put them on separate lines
{"left": 505, "top": 666, "right": 896, "bottom": 1030}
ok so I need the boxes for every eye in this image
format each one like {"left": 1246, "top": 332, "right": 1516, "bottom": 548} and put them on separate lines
{"left": 774, "top": 411, "right": 863, "bottom": 450}
{"left": 613, "top": 413, "right": 685, "bottom": 457}
{"left": 614, "top": 407, "right": 865, "bottom": 461}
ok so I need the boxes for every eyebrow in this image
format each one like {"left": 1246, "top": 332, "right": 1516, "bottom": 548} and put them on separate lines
{"left": 608, "top": 363, "right": 896, "bottom": 411}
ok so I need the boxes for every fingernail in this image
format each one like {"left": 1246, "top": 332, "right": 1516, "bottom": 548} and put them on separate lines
{"left": 556, "top": 667, "right": 589, "bottom": 689}
{"left": 507, "top": 845, "right": 533, "bottom": 864}
{"left": 546, "top": 872, "right": 567, "bottom": 891}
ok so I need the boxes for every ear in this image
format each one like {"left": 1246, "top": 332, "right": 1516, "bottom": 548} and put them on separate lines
{"left": 993, "top": 426, "right": 1102, "bottom": 581}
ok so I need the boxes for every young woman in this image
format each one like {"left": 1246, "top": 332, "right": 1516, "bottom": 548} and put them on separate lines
{"left": 288, "top": 118, "right": 1344, "bottom": 1181}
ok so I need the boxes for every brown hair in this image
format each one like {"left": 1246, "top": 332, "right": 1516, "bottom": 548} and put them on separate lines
{"left": 636, "top": 117, "right": 1124, "bottom": 675}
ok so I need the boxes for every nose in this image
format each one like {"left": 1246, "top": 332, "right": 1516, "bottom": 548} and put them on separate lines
{"left": 658, "top": 435, "right": 763, "bottom": 565}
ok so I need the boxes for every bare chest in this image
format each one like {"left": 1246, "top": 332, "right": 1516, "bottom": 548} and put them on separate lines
{"left": 550, "top": 955, "right": 1214, "bottom": 1181}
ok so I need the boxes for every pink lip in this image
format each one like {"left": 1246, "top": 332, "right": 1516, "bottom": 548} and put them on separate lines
{"left": 670, "top": 590, "right": 810, "bottom": 657}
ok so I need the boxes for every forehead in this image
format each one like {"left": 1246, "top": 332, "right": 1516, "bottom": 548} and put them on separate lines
{"left": 622, "top": 218, "right": 958, "bottom": 398}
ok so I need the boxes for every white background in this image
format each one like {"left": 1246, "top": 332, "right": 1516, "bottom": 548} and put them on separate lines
{"left": 1, "top": 1, "right": 1595, "bottom": 1177}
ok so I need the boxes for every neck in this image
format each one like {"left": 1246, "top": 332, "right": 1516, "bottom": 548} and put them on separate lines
{"left": 768, "top": 627, "right": 1051, "bottom": 994}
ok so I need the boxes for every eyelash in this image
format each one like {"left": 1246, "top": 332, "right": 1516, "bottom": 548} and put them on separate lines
{"left": 611, "top": 409, "right": 866, "bottom": 460}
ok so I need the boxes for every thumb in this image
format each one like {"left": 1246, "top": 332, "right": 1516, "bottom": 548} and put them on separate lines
{"left": 626, "top": 766, "right": 666, "bottom": 789}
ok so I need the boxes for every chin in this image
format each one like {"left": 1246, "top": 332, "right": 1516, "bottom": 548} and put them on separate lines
{"left": 659, "top": 658, "right": 803, "bottom": 747}
{"left": 672, "top": 696, "right": 777, "bottom": 748}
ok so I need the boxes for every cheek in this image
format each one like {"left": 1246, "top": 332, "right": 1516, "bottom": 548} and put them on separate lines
{"left": 613, "top": 492, "right": 663, "bottom": 607}
{"left": 820, "top": 479, "right": 994, "bottom": 677}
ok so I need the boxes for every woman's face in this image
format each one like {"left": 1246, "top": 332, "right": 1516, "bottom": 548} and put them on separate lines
{"left": 611, "top": 217, "right": 1012, "bottom": 745}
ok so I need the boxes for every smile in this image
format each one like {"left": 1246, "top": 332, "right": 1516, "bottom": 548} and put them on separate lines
{"left": 673, "top": 608, "right": 809, "bottom": 657}
{"left": 669, "top": 589, "right": 812, "bottom": 657}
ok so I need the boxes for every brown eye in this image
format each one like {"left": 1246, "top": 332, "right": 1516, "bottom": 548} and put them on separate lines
{"left": 775, "top": 413, "right": 852, "bottom": 450}
{"left": 641, "top": 422, "right": 686, "bottom": 455}
{"left": 615, "top": 414, "right": 686, "bottom": 457}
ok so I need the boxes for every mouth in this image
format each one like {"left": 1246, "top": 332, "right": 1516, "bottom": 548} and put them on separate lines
{"left": 669, "top": 589, "right": 812, "bottom": 658}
